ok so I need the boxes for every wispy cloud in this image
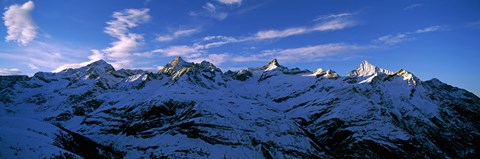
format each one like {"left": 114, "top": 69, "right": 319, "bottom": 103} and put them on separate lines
{"left": 152, "top": 45, "right": 203, "bottom": 58}
{"left": 0, "top": 68, "right": 22, "bottom": 75}
{"left": 156, "top": 28, "right": 199, "bottom": 42}
{"left": 466, "top": 20, "right": 480, "bottom": 28}
{"left": 201, "top": 2, "right": 228, "bottom": 20}
{"left": 217, "top": 0, "right": 242, "bottom": 6}
{"left": 312, "top": 18, "right": 355, "bottom": 31}
{"left": 154, "top": 43, "right": 370, "bottom": 66}
{"left": 377, "top": 34, "right": 409, "bottom": 45}
{"left": 52, "top": 9, "right": 151, "bottom": 72}
{"left": 404, "top": 4, "right": 424, "bottom": 10}
{"left": 252, "top": 16, "right": 355, "bottom": 40}
{"left": 102, "top": 8, "right": 150, "bottom": 68}
{"left": 0, "top": 41, "right": 90, "bottom": 72}
{"left": 3, "top": 1, "right": 37, "bottom": 45}
{"left": 377, "top": 25, "right": 448, "bottom": 45}
{"left": 28, "top": 63, "right": 39, "bottom": 70}
{"left": 254, "top": 27, "right": 307, "bottom": 40}
{"left": 153, "top": 13, "right": 357, "bottom": 64}
{"left": 415, "top": 25, "right": 448, "bottom": 33}
{"left": 232, "top": 43, "right": 371, "bottom": 63}
{"left": 313, "top": 12, "right": 355, "bottom": 21}
{"left": 189, "top": 53, "right": 230, "bottom": 65}
{"left": 196, "top": 15, "right": 356, "bottom": 48}
{"left": 53, "top": 49, "right": 104, "bottom": 72}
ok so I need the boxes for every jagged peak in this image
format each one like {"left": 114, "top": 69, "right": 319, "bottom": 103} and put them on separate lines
{"left": 395, "top": 69, "right": 419, "bottom": 84}
{"left": 263, "top": 58, "right": 286, "bottom": 71}
{"left": 348, "top": 60, "right": 393, "bottom": 77}
{"left": 395, "top": 69, "right": 413, "bottom": 78}
{"left": 169, "top": 56, "right": 189, "bottom": 67}
{"left": 313, "top": 68, "right": 338, "bottom": 79}
{"left": 313, "top": 68, "right": 325, "bottom": 75}
{"left": 200, "top": 60, "right": 214, "bottom": 67}
{"left": 162, "top": 56, "right": 194, "bottom": 72}
{"left": 360, "top": 60, "right": 370, "bottom": 66}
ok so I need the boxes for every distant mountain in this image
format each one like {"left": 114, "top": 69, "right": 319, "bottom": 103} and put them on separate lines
{"left": 1, "top": 57, "right": 479, "bottom": 158}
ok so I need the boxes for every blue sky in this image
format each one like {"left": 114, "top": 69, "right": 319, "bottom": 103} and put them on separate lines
{"left": 0, "top": 0, "right": 479, "bottom": 95}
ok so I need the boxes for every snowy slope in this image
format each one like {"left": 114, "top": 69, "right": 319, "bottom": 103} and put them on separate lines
{"left": 1, "top": 57, "right": 479, "bottom": 158}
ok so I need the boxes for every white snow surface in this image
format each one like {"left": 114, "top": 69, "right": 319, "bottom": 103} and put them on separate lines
{"left": 0, "top": 58, "right": 479, "bottom": 158}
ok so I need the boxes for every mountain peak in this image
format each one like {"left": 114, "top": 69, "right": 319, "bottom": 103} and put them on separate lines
{"left": 83, "top": 59, "right": 114, "bottom": 73}
{"left": 360, "top": 60, "right": 371, "bottom": 66}
{"left": 87, "top": 59, "right": 108, "bottom": 66}
{"left": 263, "top": 58, "right": 285, "bottom": 71}
{"left": 170, "top": 56, "right": 187, "bottom": 67}
{"left": 395, "top": 69, "right": 419, "bottom": 85}
{"left": 348, "top": 60, "right": 393, "bottom": 77}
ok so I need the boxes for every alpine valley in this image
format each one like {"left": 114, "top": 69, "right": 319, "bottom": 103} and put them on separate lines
{"left": 0, "top": 57, "right": 479, "bottom": 158}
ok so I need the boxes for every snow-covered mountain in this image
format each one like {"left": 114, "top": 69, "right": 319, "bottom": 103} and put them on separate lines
{"left": 1, "top": 57, "right": 479, "bottom": 158}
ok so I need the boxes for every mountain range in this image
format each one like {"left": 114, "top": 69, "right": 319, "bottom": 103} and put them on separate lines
{"left": 1, "top": 57, "right": 479, "bottom": 158}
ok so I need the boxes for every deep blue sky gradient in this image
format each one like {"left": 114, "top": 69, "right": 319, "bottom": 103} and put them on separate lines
{"left": 1, "top": 0, "right": 479, "bottom": 96}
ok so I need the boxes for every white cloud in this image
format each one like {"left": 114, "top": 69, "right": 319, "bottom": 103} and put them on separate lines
{"left": 217, "top": 0, "right": 242, "bottom": 6}
{"left": 152, "top": 14, "right": 357, "bottom": 64}
{"left": 377, "top": 25, "right": 448, "bottom": 45}
{"left": 404, "top": 4, "right": 424, "bottom": 10}
{"left": 377, "top": 34, "right": 409, "bottom": 45}
{"left": 156, "top": 28, "right": 198, "bottom": 42}
{"left": 88, "top": 49, "right": 105, "bottom": 61}
{"left": 188, "top": 53, "right": 229, "bottom": 65}
{"left": 196, "top": 17, "right": 356, "bottom": 49}
{"left": 271, "top": 43, "right": 369, "bottom": 62}
{"left": 203, "top": 2, "right": 216, "bottom": 13}
{"left": 231, "top": 56, "right": 265, "bottom": 62}
{"left": 313, "top": 12, "right": 354, "bottom": 21}
{"left": 466, "top": 20, "right": 480, "bottom": 28}
{"left": 202, "top": 35, "right": 239, "bottom": 48}
{"left": 53, "top": 63, "right": 85, "bottom": 72}
{"left": 152, "top": 45, "right": 203, "bottom": 58}
{"left": 3, "top": 1, "right": 37, "bottom": 45}
{"left": 156, "top": 66, "right": 164, "bottom": 71}
{"left": 312, "top": 19, "right": 355, "bottom": 31}
{"left": 100, "top": 8, "right": 150, "bottom": 68}
{"left": 153, "top": 12, "right": 358, "bottom": 65}
{"left": 252, "top": 18, "right": 354, "bottom": 41}
{"left": 232, "top": 43, "right": 371, "bottom": 63}
{"left": 0, "top": 68, "right": 22, "bottom": 75}
{"left": 415, "top": 25, "right": 448, "bottom": 33}
{"left": 202, "top": 2, "right": 228, "bottom": 20}
{"left": 28, "top": 63, "right": 39, "bottom": 70}
{"left": 53, "top": 49, "right": 104, "bottom": 72}
{"left": 0, "top": 41, "right": 91, "bottom": 73}
{"left": 156, "top": 36, "right": 174, "bottom": 42}
{"left": 254, "top": 27, "right": 307, "bottom": 40}
{"left": 198, "top": 18, "right": 355, "bottom": 47}
{"left": 104, "top": 9, "right": 150, "bottom": 37}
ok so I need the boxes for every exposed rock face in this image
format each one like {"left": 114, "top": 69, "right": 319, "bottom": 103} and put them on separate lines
{"left": 1, "top": 58, "right": 479, "bottom": 158}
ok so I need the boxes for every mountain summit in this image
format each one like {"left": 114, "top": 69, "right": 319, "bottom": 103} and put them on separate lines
{"left": 262, "top": 58, "right": 287, "bottom": 71}
{"left": 348, "top": 60, "right": 393, "bottom": 77}
{"left": 1, "top": 57, "right": 479, "bottom": 158}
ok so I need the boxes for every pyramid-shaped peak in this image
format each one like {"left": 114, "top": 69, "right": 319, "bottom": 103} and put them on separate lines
{"left": 85, "top": 59, "right": 114, "bottom": 71}
{"left": 87, "top": 59, "right": 109, "bottom": 67}
{"left": 170, "top": 56, "right": 188, "bottom": 66}
{"left": 268, "top": 59, "right": 280, "bottom": 66}
{"left": 263, "top": 58, "right": 285, "bottom": 71}
{"left": 348, "top": 60, "right": 393, "bottom": 77}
